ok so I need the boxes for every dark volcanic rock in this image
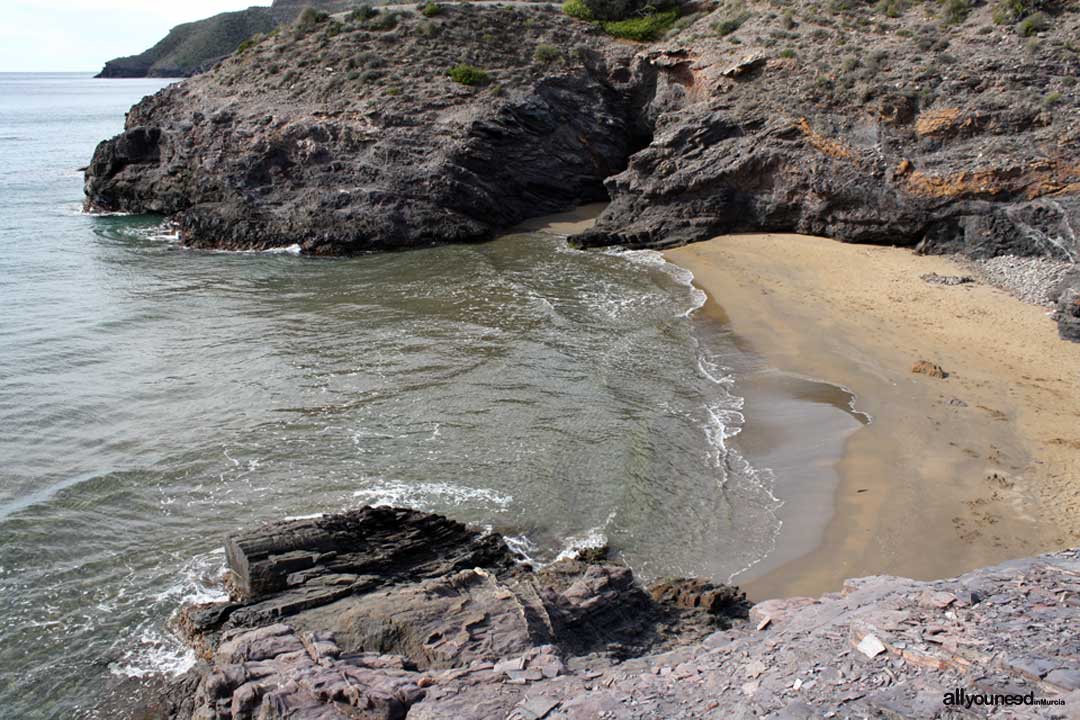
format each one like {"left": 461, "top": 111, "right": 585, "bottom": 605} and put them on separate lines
{"left": 85, "top": 2, "right": 1080, "bottom": 336}
{"left": 85, "top": 7, "right": 650, "bottom": 254}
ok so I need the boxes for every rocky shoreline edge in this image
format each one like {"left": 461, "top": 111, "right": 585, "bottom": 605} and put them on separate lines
{"left": 123, "top": 506, "right": 1080, "bottom": 719}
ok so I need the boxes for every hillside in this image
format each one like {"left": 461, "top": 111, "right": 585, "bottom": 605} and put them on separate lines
{"left": 95, "top": 1, "right": 356, "bottom": 78}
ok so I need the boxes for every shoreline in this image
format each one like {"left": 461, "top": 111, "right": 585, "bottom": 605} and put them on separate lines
{"left": 667, "top": 233, "right": 1080, "bottom": 600}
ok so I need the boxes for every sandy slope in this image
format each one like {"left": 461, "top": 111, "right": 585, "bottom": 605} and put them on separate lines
{"left": 667, "top": 234, "right": 1080, "bottom": 599}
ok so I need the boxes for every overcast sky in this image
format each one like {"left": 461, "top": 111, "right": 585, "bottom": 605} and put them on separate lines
{"left": 1, "top": 2, "right": 266, "bottom": 72}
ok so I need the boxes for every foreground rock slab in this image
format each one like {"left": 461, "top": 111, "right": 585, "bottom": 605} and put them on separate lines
{"left": 137, "top": 508, "right": 1079, "bottom": 719}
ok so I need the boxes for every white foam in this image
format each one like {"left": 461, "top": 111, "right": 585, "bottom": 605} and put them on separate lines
{"left": 554, "top": 511, "right": 617, "bottom": 561}
{"left": 110, "top": 550, "right": 227, "bottom": 680}
{"left": 504, "top": 534, "right": 540, "bottom": 564}
{"left": 353, "top": 480, "right": 513, "bottom": 511}
{"left": 605, "top": 247, "right": 707, "bottom": 317}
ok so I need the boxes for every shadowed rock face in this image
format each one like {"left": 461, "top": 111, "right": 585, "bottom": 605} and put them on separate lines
{"left": 84, "top": 7, "right": 653, "bottom": 255}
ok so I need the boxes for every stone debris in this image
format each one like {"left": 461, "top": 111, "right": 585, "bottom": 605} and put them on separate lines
{"left": 912, "top": 360, "right": 948, "bottom": 379}
{"left": 921, "top": 273, "right": 974, "bottom": 286}
{"left": 141, "top": 509, "right": 1080, "bottom": 720}
{"left": 856, "top": 634, "right": 887, "bottom": 659}
{"left": 974, "top": 255, "right": 1075, "bottom": 308}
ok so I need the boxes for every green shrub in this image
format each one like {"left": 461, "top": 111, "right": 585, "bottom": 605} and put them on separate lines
{"left": 940, "top": 0, "right": 971, "bottom": 25}
{"left": 533, "top": 43, "right": 563, "bottom": 65}
{"left": 875, "top": 0, "right": 907, "bottom": 18}
{"left": 1018, "top": 11, "right": 1049, "bottom": 35}
{"left": 714, "top": 10, "right": 752, "bottom": 36}
{"left": 350, "top": 6, "right": 378, "bottom": 21}
{"left": 993, "top": 0, "right": 1053, "bottom": 24}
{"left": 421, "top": 2, "right": 443, "bottom": 16}
{"left": 1043, "top": 91, "right": 1063, "bottom": 107}
{"left": 579, "top": 0, "right": 646, "bottom": 21}
{"left": 448, "top": 64, "right": 490, "bottom": 85}
{"left": 779, "top": 48, "right": 797, "bottom": 58}
{"left": 602, "top": 9, "right": 679, "bottom": 41}
{"left": 296, "top": 7, "right": 329, "bottom": 30}
{"left": 563, "top": 0, "right": 595, "bottom": 20}
{"left": 237, "top": 37, "right": 259, "bottom": 53}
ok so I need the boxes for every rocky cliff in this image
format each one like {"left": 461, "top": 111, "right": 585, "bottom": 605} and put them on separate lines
{"left": 121, "top": 507, "right": 1080, "bottom": 719}
{"left": 95, "top": 1, "right": 357, "bottom": 79}
{"left": 84, "top": 0, "right": 1080, "bottom": 337}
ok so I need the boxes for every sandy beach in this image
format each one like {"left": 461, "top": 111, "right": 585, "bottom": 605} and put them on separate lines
{"left": 667, "top": 234, "right": 1080, "bottom": 600}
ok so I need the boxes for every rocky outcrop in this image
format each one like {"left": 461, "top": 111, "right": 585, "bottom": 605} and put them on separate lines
{"left": 143, "top": 507, "right": 746, "bottom": 719}
{"left": 129, "top": 508, "right": 1080, "bottom": 719}
{"left": 85, "top": 6, "right": 651, "bottom": 254}
{"left": 571, "top": 3, "right": 1080, "bottom": 261}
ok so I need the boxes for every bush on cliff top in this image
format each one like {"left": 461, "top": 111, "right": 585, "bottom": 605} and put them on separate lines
{"left": 563, "top": 0, "right": 680, "bottom": 41}
{"left": 602, "top": 9, "right": 680, "bottom": 40}
{"left": 448, "top": 64, "right": 490, "bottom": 85}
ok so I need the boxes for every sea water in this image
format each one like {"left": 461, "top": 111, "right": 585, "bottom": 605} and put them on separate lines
{"left": 0, "top": 73, "right": 852, "bottom": 718}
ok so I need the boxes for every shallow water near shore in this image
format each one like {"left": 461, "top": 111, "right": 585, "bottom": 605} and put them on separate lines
{"left": 0, "top": 74, "right": 863, "bottom": 718}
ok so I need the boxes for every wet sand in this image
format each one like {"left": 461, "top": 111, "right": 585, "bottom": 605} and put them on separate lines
{"left": 667, "top": 233, "right": 1080, "bottom": 600}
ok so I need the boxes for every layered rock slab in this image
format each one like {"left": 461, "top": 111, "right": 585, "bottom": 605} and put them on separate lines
{"left": 139, "top": 508, "right": 1080, "bottom": 720}
{"left": 156, "top": 507, "right": 745, "bottom": 719}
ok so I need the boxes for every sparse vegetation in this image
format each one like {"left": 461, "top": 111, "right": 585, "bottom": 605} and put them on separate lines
{"left": 1018, "top": 11, "right": 1050, "bottom": 35}
{"left": 563, "top": 0, "right": 680, "bottom": 41}
{"left": 940, "top": 0, "right": 971, "bottom": 25}
{"left": 448, "top": 63, "right": 490, "bottom": 86}
{"left": 533, "top": 44, "right": 563, "bottom": 65}
{"left": 350, "top": 6, "right": 378, "bottom": 21}
{"left": 1043, "top": 91, "right": 1063, "bottom": 107}
{"left": 714, "top": 9, "right": 752, "bottom": 36}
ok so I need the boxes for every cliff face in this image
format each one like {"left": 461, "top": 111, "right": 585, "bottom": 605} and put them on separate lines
{"left": 123, "top": 508, "right": 1080, "bottom": 720}
{"left": 85, "top": 6, "right": 655, "bottom": 254}
{"left": 95, "top": 1, "right": 355, "bottom": 79}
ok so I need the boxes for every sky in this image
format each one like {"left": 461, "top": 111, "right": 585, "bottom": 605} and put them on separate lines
{"left": 1, "top": 1, "right": 267, "bottom": 72}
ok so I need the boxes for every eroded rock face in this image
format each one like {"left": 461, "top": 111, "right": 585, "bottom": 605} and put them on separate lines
{"left": 134, "top": 510, "right": 1080, "bottom": 720}
{"left": 84, "top": 7, "right": 651, "bottom": 255}
{"left": 572, "top": 2, "right": 1080, "bottom": 261}
{"left": 153, "top": 507, "right": 747, "bottom": 720}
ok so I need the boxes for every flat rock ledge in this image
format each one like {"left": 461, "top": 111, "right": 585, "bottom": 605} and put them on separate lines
{"left": 134, "top": 508, "right": 1080, "bottom": 720}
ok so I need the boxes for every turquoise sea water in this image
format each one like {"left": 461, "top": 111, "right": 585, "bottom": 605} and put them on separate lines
{"left": 0, "top": 73, "right": 858, "bottom": 718}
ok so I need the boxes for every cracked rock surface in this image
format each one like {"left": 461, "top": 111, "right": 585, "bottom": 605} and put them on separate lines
{"left": 128, "top": 509, "right": 1079, "bottom": 720}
